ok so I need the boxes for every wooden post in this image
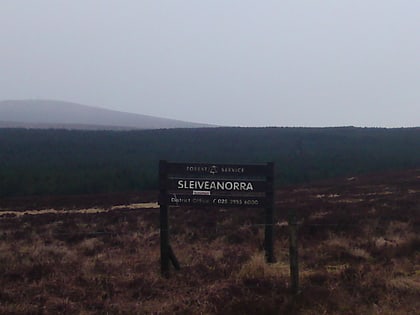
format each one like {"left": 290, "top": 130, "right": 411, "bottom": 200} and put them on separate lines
{"left": 159, "top": 160, "right": 170, "bottom": 277}
{"left": 288, "top": 210, "right": 299, "bottom": 294}
{"left": 168, "top": 245, "right": 180, "bottom": 270}
{"left": 264, "top": 162, "right": 275, "bottom": 263}
{"left": 160, "top": 204, "right": 170, "bottom": 277}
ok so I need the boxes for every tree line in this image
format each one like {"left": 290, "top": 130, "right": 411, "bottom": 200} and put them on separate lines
{"left": 0, "top": 127, "right": 418, "bottom": 197}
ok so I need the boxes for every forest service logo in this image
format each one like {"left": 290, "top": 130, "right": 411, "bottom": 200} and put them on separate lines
{"left": 185, "top": 165, "right": 218, "bottom": 174}
{"left": 185, "top": 165, "right": 245, "bottom": 175}
{"left": 209, "top": 165, "right": 218, "bottom": 174}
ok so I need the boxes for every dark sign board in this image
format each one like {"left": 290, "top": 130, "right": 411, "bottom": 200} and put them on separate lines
{"left": 159, "top": 160, "right": 275, "bottom": 277}
{"left": 159, "top": 161, "right": 273, "bottom": 208}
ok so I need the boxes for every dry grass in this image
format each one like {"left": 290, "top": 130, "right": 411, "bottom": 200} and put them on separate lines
{"left": 236, "top": 253, "right": 289, "bottom": 280}
{"left": 0, "top": 169, "right": 419, "bottom": 314}
{"left": 388, "top": 276, "right": 420, "bottom": 292}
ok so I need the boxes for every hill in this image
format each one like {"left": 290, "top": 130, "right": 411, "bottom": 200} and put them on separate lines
{"left": 0, "top": 99, "right": 212, "bottom": 129}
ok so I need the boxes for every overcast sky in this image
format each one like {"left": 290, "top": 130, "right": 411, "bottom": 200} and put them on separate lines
{"left": 1, "top": 1, "right": 419, "bottom": 127}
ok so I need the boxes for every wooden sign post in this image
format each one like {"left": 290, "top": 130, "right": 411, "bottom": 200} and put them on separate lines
{"left": 158, "top": 160, "right": 276, "bottom": 276}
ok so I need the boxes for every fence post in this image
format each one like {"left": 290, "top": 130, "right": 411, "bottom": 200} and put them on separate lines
{"left": 160, "top": 204, "right": 170, "bottom": 277}
{"left": 159, "top": 160, "right": 170, "bottom": 277}
{"left": 289, "top": 210, "right": 299, "bottom": 294}
{"left": 264, "top": 162, "right": 275, "bottom": 263}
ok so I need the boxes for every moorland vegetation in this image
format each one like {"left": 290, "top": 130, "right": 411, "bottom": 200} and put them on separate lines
{"left": 0, "top": 169, "right": 419, "bottom": 314}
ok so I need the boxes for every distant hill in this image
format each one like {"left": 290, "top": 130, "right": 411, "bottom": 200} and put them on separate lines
{"left": 0, "top": 100, "right": 213, "bottom": 129}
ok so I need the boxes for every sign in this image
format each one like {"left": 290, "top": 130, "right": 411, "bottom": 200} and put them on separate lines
{"left": 158, "top": 160, "right": 275, "bottom": 277}
{"left": 159, "top": 161, "right": 273, "bottom": 208}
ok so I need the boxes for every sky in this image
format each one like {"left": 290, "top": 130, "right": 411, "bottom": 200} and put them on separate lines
{"left": 0, "top": 1, "right": 419, "bottom": 127}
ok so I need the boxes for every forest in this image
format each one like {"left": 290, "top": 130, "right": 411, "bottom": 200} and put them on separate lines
{"left": 0, "top": 127, "right": 419, "bottom": 197}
